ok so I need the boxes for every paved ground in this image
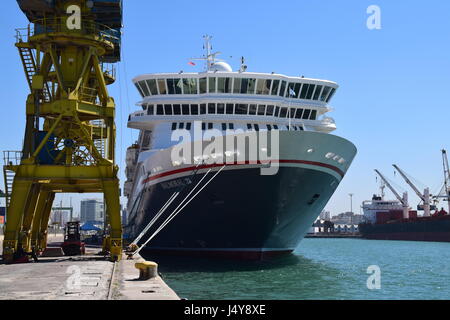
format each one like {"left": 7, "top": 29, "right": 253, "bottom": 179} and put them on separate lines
{"left": 0, "top": 236, "right": 179, "bottom": 300}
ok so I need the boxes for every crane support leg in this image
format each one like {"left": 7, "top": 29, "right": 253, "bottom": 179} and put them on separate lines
{"left": 38, "top": 192, "right": 55, "bottom": 252}
{"left": 30, "top": 190, "right": 51, "bottom": 253}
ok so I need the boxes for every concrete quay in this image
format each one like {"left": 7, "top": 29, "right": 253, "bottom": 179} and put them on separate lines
{"left": 0, "top": 235, "right": 179, "bottom": 300}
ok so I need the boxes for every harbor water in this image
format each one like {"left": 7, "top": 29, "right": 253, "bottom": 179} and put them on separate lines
{"left": 144, "top": 238, "right": 450, "bottom": 300}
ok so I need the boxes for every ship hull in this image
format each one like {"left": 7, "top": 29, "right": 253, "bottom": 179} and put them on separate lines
{"left": 359, "top": 217, "right": 450, "bottom": 242}
{"left": 125, "top": 131, "right": 357, "bottom": 260}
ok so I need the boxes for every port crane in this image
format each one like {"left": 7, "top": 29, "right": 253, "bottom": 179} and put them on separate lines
{"left": 392, "top": 165, "right": 433, "bottom": 217}
{"left": 434, "top": 149, "right": 450, "bottom": 213}
{"left": 374, "top": 169, "right": 410, "bottom": 219}
{"left": 2, "top": 0, "right": 123, "bottom": 263}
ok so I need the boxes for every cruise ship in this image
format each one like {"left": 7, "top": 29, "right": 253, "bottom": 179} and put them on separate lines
{"left": 123, "top": 36, "right": 357, "bottom": 260}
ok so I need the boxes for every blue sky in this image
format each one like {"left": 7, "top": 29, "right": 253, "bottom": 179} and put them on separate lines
{"left": 1, "top": 1, "right": 450, "bottom": 216}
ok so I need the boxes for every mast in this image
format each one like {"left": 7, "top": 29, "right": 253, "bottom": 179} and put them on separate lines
{"left": 442, "top": 149, "right": 450, "bottom": 213}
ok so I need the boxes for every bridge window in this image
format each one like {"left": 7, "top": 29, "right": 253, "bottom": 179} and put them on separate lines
{"left": 217, "top": 77, "right": 232, "bottom": 93}
{"left": 256, "top": 79, "right": 271, "bottom": 95}
{"left": 156, "top": 104, "right": 164, "bottom": 115}
{"left": 279, "top": 107, "right": 288, "bottom": 118}
{"left": 295, "top": 108, "right": 304, "bottom": 119}
{"left": 226, "top": 104, "right": 234, "bottom": 114}
{"left": 199, "top": 77, "right": 207, "bottom": 94}
{"left": 167, "top": 78, "right": 182, "bottom": 94}
{"left": 320, "top": 86, "right": 331, "bottom": 101}
{"left": 313, "top": 85, "right": 323, "bottom": 100}
{"left": 217, "top": 103, "right": 225, "bottom": 114}
{"left": 182, "top": 78, "right": 198, "bottom": 94}
{"left": 191, "top": 104, "right": 199, "bottom": 115}
{"left": 306, "top": 84, "right": 315, "bottom": 100}
{"left": 267, "top": 124, "right": 272, "bottom": 131}
{"left": 164, "top": 104, "right": 173, "bottom": 115}
{"left": 249, "top": 104, "right": 257, "bottom": 115}
{"left": 266, "top": 105, "right": 274, "bottom": 116}
{"left": 239, "top": 78, "right": 256, "bottom": 94}
{"left": 138, "top": 81, "right": 150, "bottom": 97}
{"left": 200, "top": 104, "right": 206, "bottom": 114}
{"left": 326, "top": 88, "right": 336, "bottom": 103}
{"left": 135, "top": 82, "right": 145, "bottom": 97}
{"left": 157, "top": 79, "right": 167, "bottom": 95}
{"left": 222, "top": 123, "right": 227, "bottom": 131}
{"left": 274, "top": 106, "right": 280, "bottom": 117}
{"left": 146, "top": 79, "right": 158, "bottom": 95}
{"left": 173, "top": 104, "right": 181, "bottom": 115}
{"left": 279, "top": 81, "right": 287, "bottom": 97}
{"left": 209, "top": 77, "right": 216, "bottom": 93}
{"left": 302, "top": 109, "right": 311, "bottom": 119}
{"left": 235, "top": 104, "right": 248, "bottom": 115}
{"left": 310, "top": 110, "right": 317, "bottom": 120}
{"left": 179, "top": 123, "right": 184, "bottom": 129}
{"left": 182, "top": 104, "right": 190, "bottom": 115}
{"left": 208, "top": 103, "right": 216, "bottom": 114}
{"left": 254, "top": 124, "right": 259, "bottom": 131}
{"left": 208, "top": 123, "right": 213, "bottom": 130}
{"left": 271, "top": 80, "right": 280, "bottom": 95}
{"left": 258, "top": 105, "right": 266, "bottom": 116}
{"left": 147, "top": 104, "right": 154, "bottom": 115}
{"left": 171, "top": 123, "right": 177, "bottom": 130}
{"left": 300, "top": 84, "right": 309, "bottom": 99}
{"left": 186, "top": 123, "right": 192, "bottom": 130}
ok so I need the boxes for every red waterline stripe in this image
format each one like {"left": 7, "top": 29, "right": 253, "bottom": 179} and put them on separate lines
{"left": 142, "top": 160, "right": 344, "bottom": 185}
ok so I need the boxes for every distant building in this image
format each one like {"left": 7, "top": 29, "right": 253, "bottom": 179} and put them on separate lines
{"left": 331, "top": 212, "right": 364, "bottom": 225}
{"left": 319, "top": 210, "right": 331, "bottom": 221}
{"left": 0, "top": 206, "right": 5, "bottom": 225}
{"left": 121, "top": 208, "right": 127, "bottom": 226}
{"left": 80, "top": 199, "right": 104, "bottom": 224}
{"left": 50, "top": 209, "right": 70, "bottom": 226}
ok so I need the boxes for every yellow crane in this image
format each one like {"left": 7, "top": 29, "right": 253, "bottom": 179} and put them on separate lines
{"left": 2, "top": 0, "right": 123, "bottom": 263}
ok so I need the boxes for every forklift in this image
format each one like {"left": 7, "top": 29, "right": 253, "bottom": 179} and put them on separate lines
{"left": 61, "top": 222, "right": 85, "bottom": 256}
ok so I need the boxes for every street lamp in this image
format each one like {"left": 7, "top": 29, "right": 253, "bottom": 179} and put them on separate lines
{"left": 349, "top": 193, "right": 354, "bottom": 233}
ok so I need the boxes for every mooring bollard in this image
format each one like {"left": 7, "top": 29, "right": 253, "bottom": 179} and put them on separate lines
{"left": 135, "top": 261, "right": 158, "bottom": 280}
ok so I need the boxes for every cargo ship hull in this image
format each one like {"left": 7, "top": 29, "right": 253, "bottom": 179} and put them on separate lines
{"left": 359, "top": 216, "right": 450, "bottom": 242}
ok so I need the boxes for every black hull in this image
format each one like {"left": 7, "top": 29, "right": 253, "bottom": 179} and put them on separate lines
{"left": 126, "top": 165, "right": 339, "bottom": 260}
{"left": 359, "top": 216, "right": 450, "bottom": 242}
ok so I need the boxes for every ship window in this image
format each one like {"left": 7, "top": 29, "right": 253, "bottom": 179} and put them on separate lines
{"left": 249, "top": 104, "right": 257, "bottom": 115}
{"left": 286, "top": 82, "right": 295, "bottom": 97}
{"left": 182, "top": 104, "right": 190, "bottom": 115}
{"left": 240, "top": 78, "right": 256, "bottom": 94}
{"left": 222, "top": 123, "right": 227, "bottom": 131}
{"left": 279, "top": 81, "right": 287, "bottom": 97}
{"left": 138, "top": 81, "right": 150, "bottom": 97}
{"left": 288, "top": 107, "right": 295, "bottom": 118}
{"left": 171, "top": 123, "right": 177, "bottom": 131}
{"left": 191, "top": 104, "right": 199, "bottom": 115}
{"left": 294, "top": 83, "right": 302, "bottom": 98}
{"left": 146, "top": 79, "right": 158, "bottom": 95}
{"left": 310, "top": 110, "right": 317, "bottom": 120}
{"left": 295, "top": 108, "right": 304, "bottom": 119}
{"left": 258, "top": 105, "right": 266, "bottom": 116}
{"left": 267, "top": 124, "right": 272, "bottom": 131}
{"left": 208, "top": 103, "right": 216, "bottom": 114}
{"left": 274, "top": 106, "right": 280, "bottom": 117}
{"left": 247, "top": 124, "right": 252, "bottom": 130}
{"left": 209, "top": 77, "right": 216, "bottom": 93}
{"left": 299, "top": 126, "right": 304, "bottom": 131}
{"left": 273, "top": 124, "right": 279, "bottom": 130}
{"left": 134, "top": 82, "right": 145, "bottom": 97}
{"left": 256, "top": 79, "right": 271, "bottom": 95}
{"left": 156, "top": 104, "right": 164, "bottom": 115}
{"left": 271, "top": 80, "right": 280, "bottom": 95}
{"left": 183, "top": 78, "right": 197, "bottom": 94}
{"left": 313, "top": 85, "right": 323, "bottom": 100}
{"left": 233, "top": 78, "right": 241, "bottom": 93}
{"left": 173, "top": 104, "right": 181, "bottom": 115}
{"left": 179, "top": 123, "right": 185, "bottom": 129}
{"left": 235, "top": 104, "right": 248, "bottom": 115}
{"left": 202, "top": 122, "right": 206, "bottom": 130}
{"left": 300, "top": 83, "right": 309, "bottom": 99}
{"left": 147, "top": 104, "right": 154, "bottom": 115}
{"left": 302, "top": 109, "right": 311, "bottom": 119}
{"left": 320, "top": 86, "right": 331, "bottom": 102}
{"left": 167, "top": 78, "right": 182, "bottom": 94}
{"left": 142, "top": 131, "right": 151, "bottom": 149}
{"left": 164, "top": 104, "right": 173, "bottom": 115}
{"left": 226, "top": 104, "right": 234, "bottom": 114}
{"left": 279, "top": 107, "right": 288, "bottom": 118}
{"left": 326, "top": 88, "right": 336, "bottom": 103}
{"left": 200, "top": 104, "right": 206, "bottom": 114}
{"left": 217, "top": 103, "right": 225, "bottom": 114}
{"left": 186, "top": 122, "right": 192, "bottom": 130}
{"left": 306, "top": 84, "right": 315, "bottom": 100}
{"left": 217, "top": 77, "right": 232, "bottom": 93}
{"left": 254, "top": 124, "right": 259, "bottom": 131}
{"left": 199, "top": 78, "right": 207, "bottom": 94}
{"left": 208, "top": 123, "right": 213, "bottom": 130}
{"left": 266, "top": 105, "right": 274, "bottom": 116}
{"left": 157, "top": 79, "right": 167, "bottom": 95}
{"left": 229, "top": 123, "right": 234, "bottom": 130}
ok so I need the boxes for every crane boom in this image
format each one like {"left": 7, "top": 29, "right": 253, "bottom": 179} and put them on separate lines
{"left": 442, "top": 149, "right": 450, "bottom": 213}
{"left": 392, "top": 164, "right": 424, "bottom": 201}
{"left": 374, "top": 169, "right": 405, "bottom": 204}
